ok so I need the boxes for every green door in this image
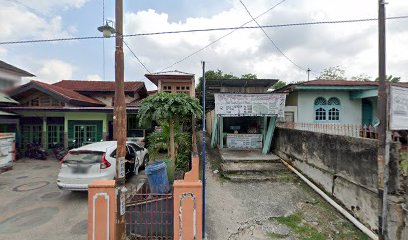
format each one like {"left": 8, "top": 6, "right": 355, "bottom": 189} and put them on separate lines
{"left": 74, "top": 125, "right": 97, "bottom": 147}
{"left": 362, "top": 99, "right": 373, "bottom": 126}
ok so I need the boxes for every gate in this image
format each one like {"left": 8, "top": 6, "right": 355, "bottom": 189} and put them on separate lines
{"left": 126, "top": 183, "right": 174, "bottom": 239}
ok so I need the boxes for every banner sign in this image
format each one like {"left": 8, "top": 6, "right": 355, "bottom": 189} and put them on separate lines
{"left": 390, "top": 86, "right": 408, "bottom": 130}
{"left": 214, "top": 93, "right": 286, "bottom": 117}
{"left": 226, "top": 134, "right": 262, "bottom": 149}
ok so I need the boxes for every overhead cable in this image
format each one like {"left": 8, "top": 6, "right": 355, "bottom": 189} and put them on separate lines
{"left": 0, "top": 16, "right": 407, "bottom": 45}
{"left": 240, "top": 0, "right": 309, "bottom": 73}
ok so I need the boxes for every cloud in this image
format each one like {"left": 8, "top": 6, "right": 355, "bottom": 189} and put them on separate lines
{"left": 121, "top": 0, "right": 408, "bottom": 86}
{"left": 86, "top": 74, "right": 103, "bottom": 81}
{"left": 0, "top": 3, "right": 75, "bottom": 42}
{"left": 36, "top": 59, "right": 75, "bottom": 83}
{"left": 6, "top": 0, "right": 89, "bottom": 14}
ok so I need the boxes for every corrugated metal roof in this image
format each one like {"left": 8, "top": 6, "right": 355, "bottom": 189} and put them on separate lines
{"left": 0, "top": 92, "right": 18, "bottom": 104}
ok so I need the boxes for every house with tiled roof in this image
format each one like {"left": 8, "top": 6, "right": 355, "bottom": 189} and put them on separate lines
{"left": 2, "top": 80, "right": 148, "bottom": 150}
{"left": 145, "top": 70, "right": 195, "bottom": 96}
{"left": 275, "top": 79, "right": 408, "bottom": 126}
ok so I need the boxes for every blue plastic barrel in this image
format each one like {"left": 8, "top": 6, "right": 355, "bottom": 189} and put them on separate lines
{"left": 145, "top": 161, "right": 170, "bottom": 194}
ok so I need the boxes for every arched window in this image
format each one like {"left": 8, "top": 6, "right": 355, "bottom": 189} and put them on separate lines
{"left": 328, "top": 97, "right": 341, "bottom": 121}
{"left": 328, "top": 97, "right": 340, "bottom": 106}
{"left": 314, "top": 97, "right": 327, "bottom": 121}
{"left": 314, "top": 97, "right": 327, "bottom": 106}
{"left": 328, "top": 108, "right": 340, "bottom": 120}
{"left": 314, "top": 97, "right": 341, "bottom": 122}
{"left": 315, "top": 107, "right": 326, "bottom": 120}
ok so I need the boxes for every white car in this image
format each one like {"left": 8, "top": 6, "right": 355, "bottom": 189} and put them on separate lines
{"left": 57, "top": 141, "right": 149, "bottom": 191}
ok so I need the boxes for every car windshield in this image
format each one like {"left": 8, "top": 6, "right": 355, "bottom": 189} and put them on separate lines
{"left": 64, "top": 151, "right": 103, "bottom": 164}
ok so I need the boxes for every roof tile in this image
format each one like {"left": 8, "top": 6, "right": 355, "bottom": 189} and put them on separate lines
{"left": 53, "top": 80, "right": 144, "bottom": 92}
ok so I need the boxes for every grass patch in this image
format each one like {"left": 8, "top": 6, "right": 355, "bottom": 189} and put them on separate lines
{"left": 401, "top": 152, "right": 408, "bottom": 176}
{"left": 266, "top": 232, "right": 287, "bottom": 239}
{"left": 274, "top": 213, "right": 326, "bottom": 240}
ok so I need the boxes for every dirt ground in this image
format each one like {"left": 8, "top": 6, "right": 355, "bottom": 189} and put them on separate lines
{"left": 198, "top": 132, "right": 369, "bottom": 240}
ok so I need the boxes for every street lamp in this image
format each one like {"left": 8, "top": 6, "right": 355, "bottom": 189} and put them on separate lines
{"left": 97, "top": 20, "right": 116, "bottom": 38}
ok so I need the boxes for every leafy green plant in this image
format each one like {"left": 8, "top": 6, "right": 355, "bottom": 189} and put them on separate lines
{"left": 138, "top": 92, "right": 202, "bottom": 162}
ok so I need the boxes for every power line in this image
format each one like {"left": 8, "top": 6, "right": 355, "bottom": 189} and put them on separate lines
{"left": 0, "top": 15, "right": 407, "bottom": 45}
{"left": 123, "top": 40, "right": 152, "bottom": 74}
{"left": 240, "top": 0, "right": 309, "bottom": 73}
{"left": 159, "top": 0, "right": 288, "bottom": 71}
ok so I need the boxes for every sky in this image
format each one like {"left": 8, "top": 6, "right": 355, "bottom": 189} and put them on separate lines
{"left": 0, "top": 0, "right": 407, "bottom": 90}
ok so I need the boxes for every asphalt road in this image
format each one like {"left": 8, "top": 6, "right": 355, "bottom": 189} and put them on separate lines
{"left": 0, "top": 158, "right": 143, "bottom": 240}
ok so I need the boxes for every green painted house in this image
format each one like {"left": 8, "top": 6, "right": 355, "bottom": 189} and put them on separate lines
{"left": 2, "top": 80, "right": 148, "bottom": 150}
{"left": 276, "top": 80, "right": 408, "bottom": 126}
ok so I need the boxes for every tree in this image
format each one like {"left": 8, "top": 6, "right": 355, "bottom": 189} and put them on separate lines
{"left": 272, "top": 81, "right": 287, "bottom": 90}
{"left": 241, "top": 73, "right": 257, "bottom": 79}
{"left": 317, "top": 66, "right": 346, "bottom": 80}
{"left": 196, "top": 69, "right": 257, "bottom": 111}
{"left": 351, "top": 74, "right": 372, "bottom": 82}
{"left": 138, "top": 92, "right": 202, "bottom": 162}
{"left": 375, "top": 75, "right": 401, "bottom": 83}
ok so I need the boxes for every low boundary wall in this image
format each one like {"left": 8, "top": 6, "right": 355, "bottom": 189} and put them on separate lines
{"left": 271, "top": 127, "right": 407, "bottom": 239}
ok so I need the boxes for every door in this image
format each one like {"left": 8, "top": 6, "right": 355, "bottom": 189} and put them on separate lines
{"left": 74, "top": 125, "right": 97, "bottom": 147}
{"left": 362, "top": 99, "right": 373, "bottom": 126}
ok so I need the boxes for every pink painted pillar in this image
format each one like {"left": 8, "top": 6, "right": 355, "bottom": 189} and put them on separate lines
{"left": 88, "top": 180, "right": 117, "bottom": 240}
{"left": 173, "top": 156, "right": 203, "bottom": 240}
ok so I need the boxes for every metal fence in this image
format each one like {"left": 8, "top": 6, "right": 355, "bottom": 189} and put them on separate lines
{"left": 126, "top": 183, "right": 174, "bottom": 239}
{"left": 277, "top": 122, "right": 378, "bottom": 139}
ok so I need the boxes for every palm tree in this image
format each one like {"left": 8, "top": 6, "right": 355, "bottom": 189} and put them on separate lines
{"left": 138, "top": 92, "right": 202, "bottom": 162}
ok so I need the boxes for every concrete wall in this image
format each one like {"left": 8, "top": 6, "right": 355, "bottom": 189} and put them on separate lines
{"left": 297, "top": 91, "right": 362, "bottom": 124}
{"left": 271, "top": 127, "right": 408, "bottom": 239}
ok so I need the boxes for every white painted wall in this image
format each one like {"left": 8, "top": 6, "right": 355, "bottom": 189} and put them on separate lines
{"left": 0, "top": 70, "right": 22, "bottom": 89}
{"left": 297, "top": 91, "right": 362, "bottom": 124}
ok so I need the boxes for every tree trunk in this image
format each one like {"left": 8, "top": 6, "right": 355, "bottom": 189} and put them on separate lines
{"left": 169, "top": 119, "right": 176, "bottom": 162}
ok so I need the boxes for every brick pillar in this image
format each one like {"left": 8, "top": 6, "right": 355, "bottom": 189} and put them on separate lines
{"left": 88, "top": 180, "right": 117, "bottom": 240}
{"left": 173, "top": 156, "right": 203, "bottom": 240}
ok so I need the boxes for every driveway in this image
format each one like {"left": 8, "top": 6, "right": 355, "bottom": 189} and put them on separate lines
{"left": 0, "top": 158, "right": 144, "bottom": 240}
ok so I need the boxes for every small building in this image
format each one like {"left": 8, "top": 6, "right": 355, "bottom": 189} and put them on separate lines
{"left": 203, "top": 79, "right": 285, "bottom": 153}
{"left": 145, "top": 70, "right": 195, "bottom": 97}
{"left": 275, "top": 80, "right": 408, "bottom": 126}
{"left": 2, "top": 80, "right": 148, "bottom": 150}
{"left": 0, "top": 60, "right": 35, "bottom": 90}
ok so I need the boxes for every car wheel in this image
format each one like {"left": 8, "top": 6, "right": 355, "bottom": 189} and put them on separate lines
{"left": 143, "top": 155, "right": 149, "bottom": 168}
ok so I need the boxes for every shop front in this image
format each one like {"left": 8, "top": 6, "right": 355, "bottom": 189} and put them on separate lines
{"left": 211, "top": 93, "right": 286, "bottom": 154}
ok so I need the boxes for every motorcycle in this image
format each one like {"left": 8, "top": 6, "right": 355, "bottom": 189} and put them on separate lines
{"left": 51, "top": 143, "right": 67, "bottom": 161}
{"left": 25, "top": 143, "right": 48, "bottom": 160}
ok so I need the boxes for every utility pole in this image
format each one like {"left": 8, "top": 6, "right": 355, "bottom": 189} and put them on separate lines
{"left": 114, "top": 0, "right": 127, "bottom": 239}
{"left": 377, "top": 1, "right": 390, "bottom": 239}
{"left": 201, "top": 61, "right": 207, "bottom": 239}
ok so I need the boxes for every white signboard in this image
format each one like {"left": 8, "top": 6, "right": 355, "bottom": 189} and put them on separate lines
{"left": 390, "top": 86, "right": 408, "bottom": 130}
{"left": 118, "top": 158, "right": 125, "bottom": 179}
{"left": 214, "top": 93, "right": 286, "bottom": 117}
{"left": 120, "top": 192, "right": 125, "bottom": 216}
{"left": 227, "top": 134, "right": 262, "bottom": 149}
